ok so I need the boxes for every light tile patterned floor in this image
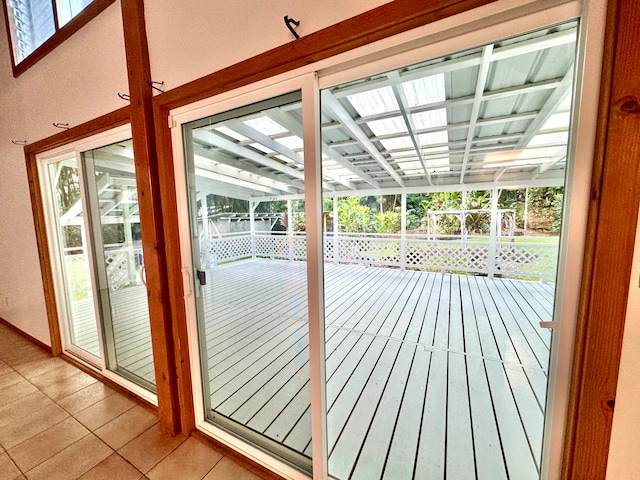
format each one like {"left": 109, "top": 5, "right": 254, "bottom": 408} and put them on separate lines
{"left": 0, "top": 322, "right": 265, "bottom": 480}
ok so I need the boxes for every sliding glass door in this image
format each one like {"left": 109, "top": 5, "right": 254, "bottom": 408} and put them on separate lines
{"left": 170, "top": 3, "right": 603, "bottom": 479}
{"left": 42, "top": 130, "right": 156, "bottom": 395}
{"left": 180, "top": 90, "right": 313, "bottom": 473}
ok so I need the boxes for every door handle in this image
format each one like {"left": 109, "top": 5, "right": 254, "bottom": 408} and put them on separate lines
{"left": 196, "top": 269, "right": 207, "bottom": 286}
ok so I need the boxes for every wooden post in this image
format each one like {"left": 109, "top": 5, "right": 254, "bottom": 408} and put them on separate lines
{"left": 120, "top": 0, "right": 181, "bottom": 435}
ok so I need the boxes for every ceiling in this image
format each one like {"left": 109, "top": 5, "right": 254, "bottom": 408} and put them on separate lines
{"left": 186, "top": 21, "right": 577, "bottom": 200}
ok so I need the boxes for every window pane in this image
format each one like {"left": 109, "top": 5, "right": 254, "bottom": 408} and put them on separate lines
{"left": 47, "top": 158, "right": 101, "bottom": 358}
{"left": 182, "top": 91, "right": 312, "bottom": 472}
{"left": 56, "top": 0, "right": 93, "bottom": 27}
{"left": 6, "top": 0, "right": 55, "bottom": 63}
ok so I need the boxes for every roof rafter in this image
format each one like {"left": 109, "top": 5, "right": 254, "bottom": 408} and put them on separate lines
{"left": 322, "top": 89, "right": 405, "bottom": 187}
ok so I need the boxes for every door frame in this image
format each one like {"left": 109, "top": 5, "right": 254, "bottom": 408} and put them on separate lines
{"left": 35, "top": 124, "right": 159, "bottom": 406}
{"left": 166, "top": 1, "right": 607, "bottom": 478}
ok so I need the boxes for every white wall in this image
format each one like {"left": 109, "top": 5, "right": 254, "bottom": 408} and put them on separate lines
{"left": 0, "top": 1, "right": 128, "bottom": 344}
{"left": 607, "top": 211, "right": 640, "bottom": 478}
{"left": 145, "top": 0, "right": 390, "bottom": 90}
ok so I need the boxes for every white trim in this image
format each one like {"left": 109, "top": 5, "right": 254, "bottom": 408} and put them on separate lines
{"left": 167, "top": 1, "right": 606, "bottom": 478}
{"left": 541, "top": 0, "right": 608, "bottom": 478}
{"left": 36, "top": 124, "right": 159, "bottom": 406}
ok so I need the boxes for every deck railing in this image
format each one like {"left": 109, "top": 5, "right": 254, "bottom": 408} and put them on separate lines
{"left": 203, "top": 232, "right": 559, "bottom": 282}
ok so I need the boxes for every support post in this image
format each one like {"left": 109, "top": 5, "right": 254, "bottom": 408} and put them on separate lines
{"left": 524, "top": 187, "right": 529, "bottom": 235}
{"left": 199, "top": 194, "right": 209, "bottom": 268}
{"left": 250, "top": 201, "right": 257, "bottom": 259}
{"left": 487, "top": 188, "right": 499, "bottom": 277}
{"left": 287, "top": 198, "right": 294, "bottom": 261}
{"left": 333, "top": 195, "right": 339, "bottom": 264}
{"left": 122, "top": 197, "right": 137, "bottom": 284}
{"left": 400, "top": 193, "right": 407, "bottom": 270}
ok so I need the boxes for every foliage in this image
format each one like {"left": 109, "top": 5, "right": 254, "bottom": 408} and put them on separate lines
{"left": 337, "top": 196, "right": 372, "bottom": 233}
{"left": 292, "top": 215, "right": 306, "bottom": 232}
{"left": 373, "top": 209, "right": 401, "bottom": 233}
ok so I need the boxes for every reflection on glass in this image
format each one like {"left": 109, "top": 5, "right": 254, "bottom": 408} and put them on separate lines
{"left": 7, "top": 0, "right": 55, "bottom": 63}
{"left": 56, "top": 0, "right": 94, "bottom": 27}
{"left": 320, "top": 23, "right": 577, "bottom": 480}
{"left": 48, "top": 158, "right": 100, "bottom": 358}
{"left": 183, "top": 91, "right": 312, "bottom": 472}
{"left": 83, "top": 140, "right": 155, "bottom": 390}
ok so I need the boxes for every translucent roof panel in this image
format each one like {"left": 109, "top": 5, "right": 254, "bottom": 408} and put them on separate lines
{"left": 214, "top": 126, "right": 249, "bottom": 142}
{"left": 401, "top": 74, "right": 446, "bottom": 107}
{"left": 277, "top": 135, "right": 304, "bottom": 150}
{"left": 541, "top": 112, "right": 571, "bottom": 131}
{"left": 412, "top": 109, "right": 448, "bottom": 129}
{"left": 380, "top": 137, "right": 414, "bottom": 151}
{"left": 347, "top": 86, "right": 399, "bottom": 116}
{"left": 243, "top": 116, "right": 288, "bottom": 136}
{"left": 366, "top": 117, "right": 407, "bottom": 136}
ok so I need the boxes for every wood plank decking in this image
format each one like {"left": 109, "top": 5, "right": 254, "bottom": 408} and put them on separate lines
{"left": 204, "top": 259, "right": 553, "bottom": 480}
{"left": 70, "top": 258, "right": 554, "bottom": 479}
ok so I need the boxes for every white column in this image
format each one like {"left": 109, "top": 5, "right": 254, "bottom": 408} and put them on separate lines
{"left": 122, "top": 196, "right": 137, "bottom": 284}
{"left": 524, "top": 187, "right": 529, "bottom": 235}
{"left": 487, "top": 188, "right": 499, "bottom": 277}
{"left": 400, "top": 193, "right": 407, "bottom": 270}
{"left": 302, "top": 72, "right": 328, "bottom": 480}
{"left": 250, "top": 201, "right": 257, "bottom": 259}
{"left": 333, "top": 195, "right": 339, "bottom": 264}
{"left": 287, "top": 198, "right": 294, "bottom": 261}
{"left": 200, "top": 194, "right": 210, "bottom": 268}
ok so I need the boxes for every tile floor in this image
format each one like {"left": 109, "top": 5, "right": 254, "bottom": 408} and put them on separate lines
{"left": 0, "top": 323, "right": 265, "bottom": 480}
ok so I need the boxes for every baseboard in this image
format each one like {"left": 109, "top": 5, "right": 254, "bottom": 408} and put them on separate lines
{"left": 0, "top": 316, "right": 52, "bottom": 354}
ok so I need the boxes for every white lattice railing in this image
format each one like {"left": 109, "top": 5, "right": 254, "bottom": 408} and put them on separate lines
{"left": 202, "top": 233, "right": 559, "bottom": 281}
{"left": 65, "top": 245, "right": 144, "bottom": 292}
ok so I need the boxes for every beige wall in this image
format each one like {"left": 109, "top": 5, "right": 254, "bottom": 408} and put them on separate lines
{"left": 0, "top": 1, "right": 127, "bottom": 344}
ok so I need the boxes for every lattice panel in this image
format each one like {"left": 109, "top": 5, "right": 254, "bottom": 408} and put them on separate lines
{"left": 337, "top": 238, "right": 400, "bottom": 265}
{"left": 406, "top": 242, "right": 489, "bottom": 272}
{"left": 208, "top": 236, "right": 252, "bottom": 265}
{"left": 105, "top": 250, "right": 130, "bottom": 291}
{"left": 323, "top": 238, "right": 335, "bottom": 262}
{"left": 255, "top": 235, "right": 290, "bottom": 258}
{"left": 293, "top": 237, "right": 307, "bottom": 260}
{"left": 495, "top": 244, "right": 558, "bottom": 279}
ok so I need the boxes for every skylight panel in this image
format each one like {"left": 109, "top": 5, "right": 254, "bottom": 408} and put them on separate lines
{"left": 214, "top": 126, "right": 249, "bottom": 142}
{"left": 366, "top": 117, "right": 407, "bottom": 136}
{"left": 401, "top": 73, "right": 446, "bottom": 107}
{"left": 243, "top": 116, "right": 288, "bottom": 136}
{"left": 418, "top": 131, "right": 448, "bottom": 146}
{"left": 250, "top": 143, "right": 275, "bottom": 154}
{"left": 527, "top": 132, "right": 569, "bottom": 147}
{"left": 277, "top": 135, "right": 304, "bottom": 150}
{"left": 380, "top": 137, "right": 413, "bottom": 151}
{"left": 347, "top": 86, "right": 399, "bottom": 116}
{"left": 412, "top": 109, "right": 448, "bottom": 129}
{"left": 541, "top": 112, "right": 571, "bottom": 131}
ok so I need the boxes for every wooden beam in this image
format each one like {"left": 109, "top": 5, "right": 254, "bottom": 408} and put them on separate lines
{"left": 562, "top": 0, "right": 640, "bottom": 478}
{"left": 156, "top": 0, "right": 498, "bottom": 111}
{"left": 120, "top": 0, "right": 180, "bottom": 435}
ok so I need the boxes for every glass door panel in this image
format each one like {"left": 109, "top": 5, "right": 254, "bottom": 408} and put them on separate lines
{"left": 47, "top": 158, "right": 100, "bottom": 358}
{"left": 182, "top": 91, "right": 312, "bottom": 472}
{"left": 82, "top": 140, "right": 156, "bottom": 391}
{"left": 319, "top": 22, "right": 578, "bottom": 480}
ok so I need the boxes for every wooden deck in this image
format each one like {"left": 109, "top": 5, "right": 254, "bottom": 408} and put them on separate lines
{"left": 71, "top": 259, "right": 554, "bottom": 479}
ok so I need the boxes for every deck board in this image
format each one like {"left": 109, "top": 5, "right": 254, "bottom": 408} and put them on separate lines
{"left": 70, "top": 258, "right": 554, "bottom": 479}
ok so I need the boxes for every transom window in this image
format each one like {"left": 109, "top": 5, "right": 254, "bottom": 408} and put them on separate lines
{"left": 2, "top": 0, "right": 114, "bottom": 76}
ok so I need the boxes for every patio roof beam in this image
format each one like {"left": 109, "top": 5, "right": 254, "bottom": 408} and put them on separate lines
{"left": 192, "top": 144, "right": 306, "bottom": 193}
{"left": 329, "top": 26, "right": 576, "bottom": 99}
{"left": 264, "top": 107, "right": 378, "bottom": 188}
{"left": 515, "top": 67, "right": 574, "bottom": 150}
{"left": 194, "top": 156, "right": 299, "bottom": 196}
{"left": 322, "top": 90, "right": 405, "bottom": 187}
{"left": 192, "top": 129, "right": 306, "bottom": 182}
{"left": 460, "top": 44, "right": 493, "bottom": 183}
{"left": 195, "top": 166, "right": 291, "bottom": 196}
{"left": 388, "top": 70, "right": 433, "bottom": 185}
